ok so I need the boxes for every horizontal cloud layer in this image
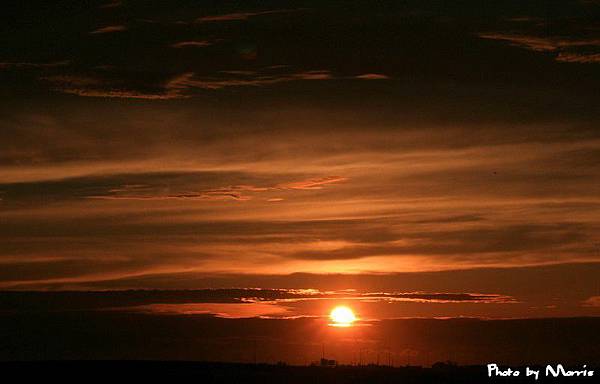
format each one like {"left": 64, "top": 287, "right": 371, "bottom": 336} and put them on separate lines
{"left": 0, "top": 0, "right": 599, "bottom": 321}
{"left": 0, "top": 289, "right": 515, "bottom": 313}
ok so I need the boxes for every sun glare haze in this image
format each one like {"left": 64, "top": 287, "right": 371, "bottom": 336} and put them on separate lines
{"left": 329, "top": 306, "right": 357, "bottom": 327}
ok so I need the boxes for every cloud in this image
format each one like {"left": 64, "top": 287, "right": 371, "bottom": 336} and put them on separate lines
{"left": 170, "top": 40, "right": 214, "bottom": 48}
{"left": 86, "top": 191, "right": 250, "bottom": 201}
{"left": 85, "top": 175, "right": 346, "bottom": 201}
{"left": 478, "top": 33, "right": 600, "bottom": 63}
{"left": 195, "top": 10, "right": 294, "bottom": 23}
{"left": 358, "top": 292, "right": 516, "bottom": 304}
{"left": 99, "top": 1, "right": 122, "bottom": 9}
{"left": 42, "top": 74, "right": 187, "bottom": 99}
{"left": 0, "top": 289, "right": 516, "bottom": 312}
{"left": 556, "top": 52, "right": 600, "bottom": 64}
{"left": 276, "top": 176, "right": 347, "bottom": 190}
{"left": 582, "top": 296, "right": 600, "bottom": 307}
{"left": 41, "top": 75, "right": 101, "bottom": 87}
{"left": 1, "top": 0, "right": 599, "bottom": 320}
{"left": 282, "top": 222, "right": 596, "bottom": 262}
{"left": 50, "top": 88, "right": 181, "bottom": 100}
{"left": 90, "top": 25, "right": 127, "bottom": 34}
{"left": 478, "top": 34, "right": 562, "bottom": 52}
{"left": 41, "top": 69, "right": 336, "bottom": 99}
{"left": 0, "top": 118, "right": 598, "bottom": 282}
{"left": 354, "top": 73, "right": 390, "bottom": 80}
{"left": 165, "top": 70, "right": 333, "bottom": 91}
{"left": 0, "top": 61, "right": 69, "bottom": 70}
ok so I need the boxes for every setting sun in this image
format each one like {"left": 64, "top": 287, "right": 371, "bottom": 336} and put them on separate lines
{"left": 329, "top": 306, "right": 357, "bottom": 327}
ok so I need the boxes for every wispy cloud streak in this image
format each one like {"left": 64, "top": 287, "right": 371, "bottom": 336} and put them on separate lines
{"left": 90, "top": 25, "right": 127, "bottom": 34}
{"left": 195, "top": 10, "right": 296, "bottom": 23}
{"left": 478, "top": 33, "right": 600, "bottom": 63}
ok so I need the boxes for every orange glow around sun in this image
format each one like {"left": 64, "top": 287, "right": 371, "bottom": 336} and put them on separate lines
{"left": 329, "top": 306, "right": 357, "bottom": 327}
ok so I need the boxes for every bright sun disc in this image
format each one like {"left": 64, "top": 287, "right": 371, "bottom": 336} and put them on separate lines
{"left": 329, "top": 306, "right": 356, "bottom": 327}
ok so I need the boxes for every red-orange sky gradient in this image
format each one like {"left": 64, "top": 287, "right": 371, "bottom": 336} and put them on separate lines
{"left": 1, "top": 0, "right": 599, "bottom": 324}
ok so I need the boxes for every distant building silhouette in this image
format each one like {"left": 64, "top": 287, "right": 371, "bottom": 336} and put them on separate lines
{"left": 319, "top": 358, "right": 337, "bottom": 367}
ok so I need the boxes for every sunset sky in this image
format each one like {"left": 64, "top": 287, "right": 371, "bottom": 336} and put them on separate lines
{"left": 1, "top": 0, "right": 599, "bottom": 326}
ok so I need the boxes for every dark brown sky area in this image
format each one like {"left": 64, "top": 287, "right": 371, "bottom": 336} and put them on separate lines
{"left": 1, "top": 0, "right": 599, "bottom": 332}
